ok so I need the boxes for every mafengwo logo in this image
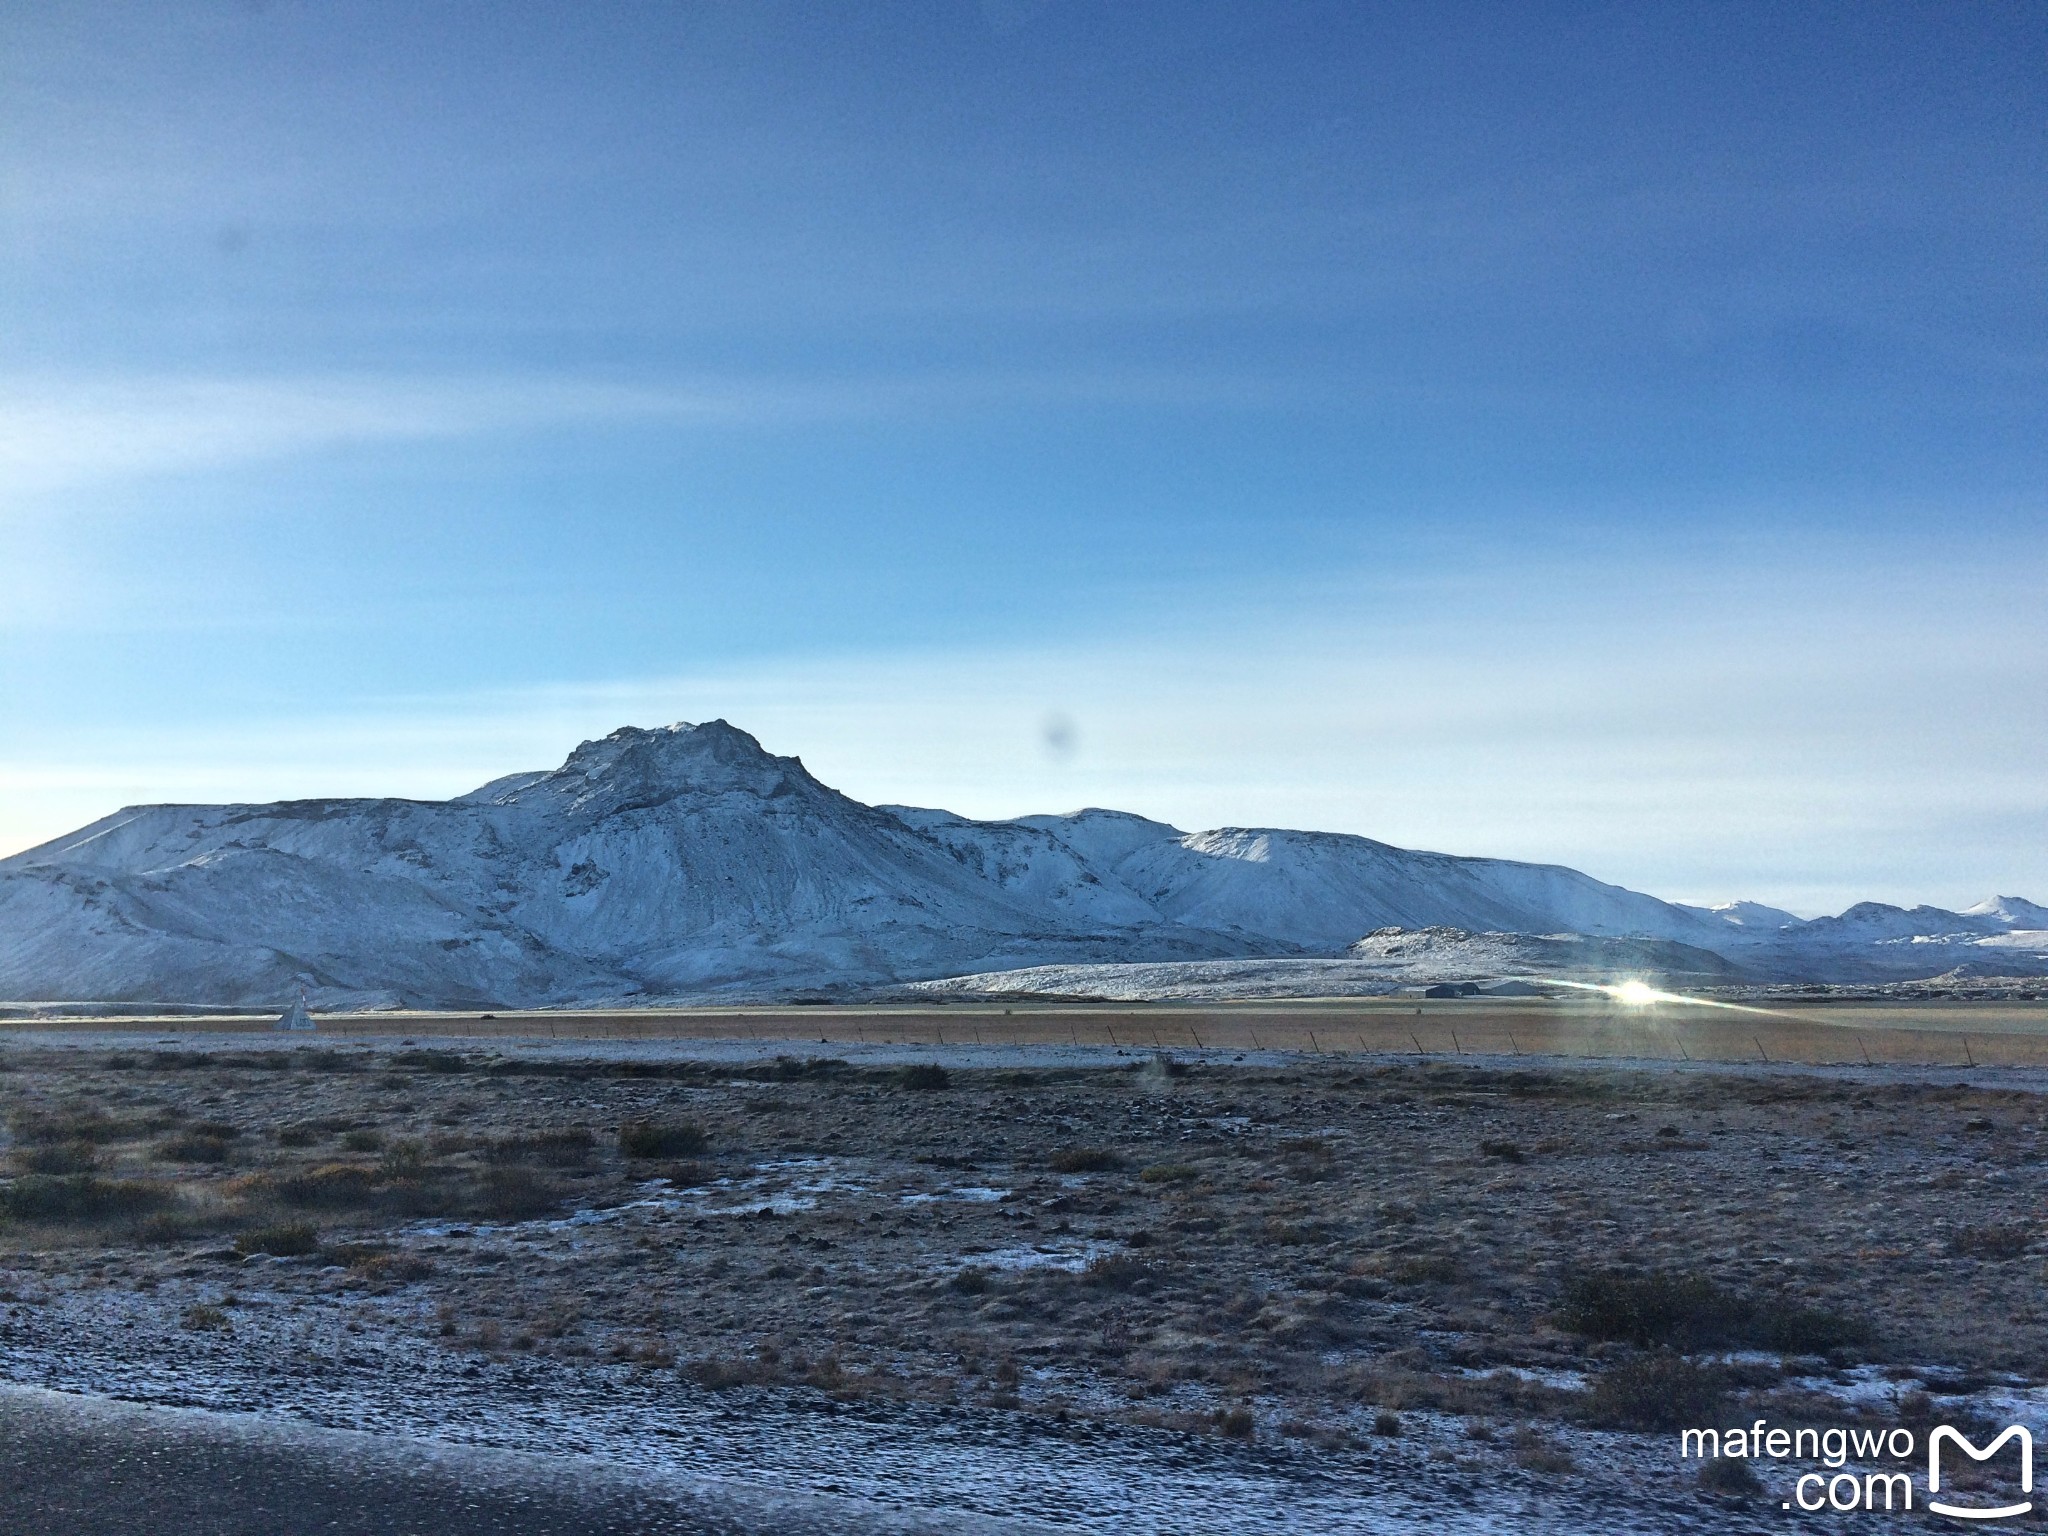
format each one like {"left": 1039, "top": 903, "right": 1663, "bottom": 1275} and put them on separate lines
{"left": 1681, "top": 1419, "right": 2034, "bottom": 1517}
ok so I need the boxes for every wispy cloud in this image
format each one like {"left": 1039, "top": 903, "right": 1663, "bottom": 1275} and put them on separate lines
{"left": 0, "top": 365, "right": 1284, "bottom": 500}
{"left": 6, "top": 557, "right": 2041, "bottom": 913}
{"left": 0, "top": 374, "right": 800, "bottom": 498}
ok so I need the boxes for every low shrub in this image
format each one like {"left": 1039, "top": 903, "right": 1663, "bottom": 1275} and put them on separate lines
{"left": 272, "top": 1164, "right": 382, "bottom": 1209}
{"left": 1048, "top": 1147, "right": 1122, "bottom": 1173}
{"left": 1138, "top": 1163, "right": 1199, "bottom": 1184}
{"left": 389, "top": 1049, "right": 468, "bottom": 1073}
{"left": 1558, "top": 1271, "right": 1748, "bottom": 1349}
{"left": 1950, "top": 1224, "right": 2032, "bottom": 1260}
{"left": 486, "top": 1127, "right": 596, "bottom": 1166}
{"left": 235, "top": 1222, "right": 318, "bottom": 1257}
{"left": 949, "top": 1266, "right": 992, "bottom": 1295}
{"left": 1082, "top": 1253, "right": 1154, "bottom": 1290}
{"left": 181, "top": 1303, "right": 230, "bottom": 1332}
{"left": 1582, "top": 1353, "right": 1726, "bottom": 1431}
{"left": 1558, "top": 1269, "right": 1867, "bottom": 1354}
{"left": 353, "top": 1252, "right": 435, "bottom": 1283}
{"left": 471, "top": 1165, "right": 560, "bottom": 1219}
{"left": 1698, "top": 1456, "right": 1762, "bottom": 1496}
{"left": 1478, "top": 1139, "right": 1526, "bottom": 1163}
{"left": 897, "top": 1063, "right": 950, "bottom": 1091}
{"left": 16, "top": 1143, "right": 97, "bottom": 1175}
{"left": 8, "top": 1110, "right": 133, "bottom": 1146}
{"left": 618, "top": 1119, "right": 709, "bottom": 1158}
{"left": 1389, "top": 1253, "right": 1462, "bottom": 1285}
{"left": 340, "top": 1129, "right": 385, "bottom": 1153}
{"left": 1512, "top": 1430, "right": 1575, "bottom": 1473}
{"left": 155, "top": 1130, "right": 236, "bottom": 1163}
{"left": 1751, "top": 1304, "right": 1873, "bottom": 1354}
{"left": 135, "top": 1210, "right": 216, "bottom": 1246}
{"left": 1216, "top": 1407, "right": 1255, "bottom": 1440}
{"left": 688, "top": 1354, "right": 783, "bottom": 1390}
{"left": 0, "top": 1174, "right": 171, "bottom": 1222}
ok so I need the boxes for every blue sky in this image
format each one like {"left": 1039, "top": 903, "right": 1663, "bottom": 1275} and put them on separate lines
{"left": 2, "top": 0, "right": 2043, "bottom": 912}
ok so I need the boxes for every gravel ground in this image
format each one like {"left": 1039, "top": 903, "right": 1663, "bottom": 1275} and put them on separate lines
{"left": 4, "top": 1034, "right": 2047, "bottom": 1531}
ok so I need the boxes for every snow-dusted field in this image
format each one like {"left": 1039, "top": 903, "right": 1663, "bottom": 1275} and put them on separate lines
{"left": 5, "top": 1033, "right": 2047, "bottom": 1531}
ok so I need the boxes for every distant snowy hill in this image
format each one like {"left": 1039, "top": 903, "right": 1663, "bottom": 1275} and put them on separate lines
{"left": 1676, "top": 900, "right": 1803, "bottom": 932}
{"left": 0, "top": 721, "right": 2040, "bottom": 1007}
{"left": 910, "top": 927, "right": 1745, "bottom": 1003}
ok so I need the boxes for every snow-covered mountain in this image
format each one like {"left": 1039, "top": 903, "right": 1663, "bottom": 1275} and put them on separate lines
{"left": 1676, "top": 900, "right": 1803, "bottom": 932}
{"left": 0, "top": 721, "right": 2040, "bottom": 1007}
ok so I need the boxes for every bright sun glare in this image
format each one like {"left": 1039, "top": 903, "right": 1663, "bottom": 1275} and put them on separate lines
{"left": 1609, "top": 979, "right": 1661, "bottom": 1006}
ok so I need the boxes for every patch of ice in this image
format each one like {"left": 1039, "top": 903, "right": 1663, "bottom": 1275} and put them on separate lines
{"left": 952, "top": 1241, "right": 1117, "bottom": 1273}
{"left": 901, "top": 1186, "right": 1009, "bottom": 1205}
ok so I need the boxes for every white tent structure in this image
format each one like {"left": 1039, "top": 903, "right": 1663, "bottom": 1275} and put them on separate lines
{"left": 275, "top": 986, "right": 315, "bottom": 1032}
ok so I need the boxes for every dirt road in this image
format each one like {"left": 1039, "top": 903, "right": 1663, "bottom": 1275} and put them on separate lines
{"left": 0, "top": 1386, "right": 1002, "bottom": 1536}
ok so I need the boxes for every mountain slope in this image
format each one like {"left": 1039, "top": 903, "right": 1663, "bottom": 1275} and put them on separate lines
{"left": 0, "top": 721, "right": 2039, "bottom": 1005}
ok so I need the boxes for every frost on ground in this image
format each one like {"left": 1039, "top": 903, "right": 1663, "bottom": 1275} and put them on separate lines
{"left": 3, "top": 1036, "right": 2047, "bottom": 1531}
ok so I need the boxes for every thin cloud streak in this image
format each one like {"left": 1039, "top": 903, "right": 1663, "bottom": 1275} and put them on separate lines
{"left": 4, "top": 571, "right": 2040, "bottom": 915}
{"left": 0, "top": 366, "right": 1287, "bottom": 500}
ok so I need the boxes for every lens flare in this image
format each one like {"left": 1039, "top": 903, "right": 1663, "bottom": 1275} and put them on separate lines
{"left": 1529, "top": 976, "right": 1792, "bottom": 1017}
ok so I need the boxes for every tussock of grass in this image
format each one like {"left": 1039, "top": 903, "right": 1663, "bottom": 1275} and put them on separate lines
{"left": 268, "top": 1164, "right": 384, "bottom": 1209}
{"left": 235, "top": 1222, "right": 318, "bottom": 1257}
{"left": 1950, "top": 1224, "right": 2031, "bottom": 1260}
{"left": 0, "top": 1174, "right": 171, "bottom": 1223}
{"left": 473, "top": 1165, "right": 561, "bottom": 1218}
{"left": 1698, "top": 1456, "right": 1761, "bottom": 1495}
{"left": 1215, "top": 1406, "right": 1255, "bottom": 1440}
{"left": 657, "top": 1159, "right": 716, "bottom": 1187}
{"left": 246, "top": 1158, "right": 562, "bottom": 1221}
{"left": 688, "top": 1353, "right": 782, "bottom": 1389}
{"left": 896, "top": 1063, "right": 951, "bottom": 1091}
{"left": 1048, "top": 1147, "right": 1122, "bottom": 1173}
{"left": 617, "top": 1119, "right": 709, "bottom": 1158}
{"left": 1582, "top": 1353, "right": 1726, "bottom": 1430}
{"left": 155, "top": 1127, "right": 238, "bottom": 1163}
{"left": 485, "top": 1127, "right": 596, "bottom": 1166}
{"left": 15, "top": 1143, "right": 97, "bottom": 1175}
{"left": 315, "top": 1240, "right": 431, "bottom": 1282}
{"left": 1082, "top": 1253, "right": 1155, "bottom": 1290}
{"left": 1557, "top": 1269, "right": 1870, "bottom": 1354}
{"left": 1511, "top": 1427, "right": 1575, "bottom": 1473}
{"left": 1387, "top": 1253, "right": 1461, "bottom": 1284}
{"left": 8, "top": 1110, "right": 138, "bottom": 1146}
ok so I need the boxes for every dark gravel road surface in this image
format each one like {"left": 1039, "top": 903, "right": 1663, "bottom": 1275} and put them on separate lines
{"left": 0, "top": 1387, "right": 1021, "bottom": 1536}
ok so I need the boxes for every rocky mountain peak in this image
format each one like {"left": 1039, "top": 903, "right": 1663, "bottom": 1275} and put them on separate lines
{"left": 533, "top": 721, "right": 818, "bottom": 814}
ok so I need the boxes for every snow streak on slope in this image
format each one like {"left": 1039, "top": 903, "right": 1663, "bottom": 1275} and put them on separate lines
{"left": 907, "top": 928, "right": 1745, "bottom": 1002}
{"left": 0, "top": 722, "right": 2040, "bottom": 1006}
